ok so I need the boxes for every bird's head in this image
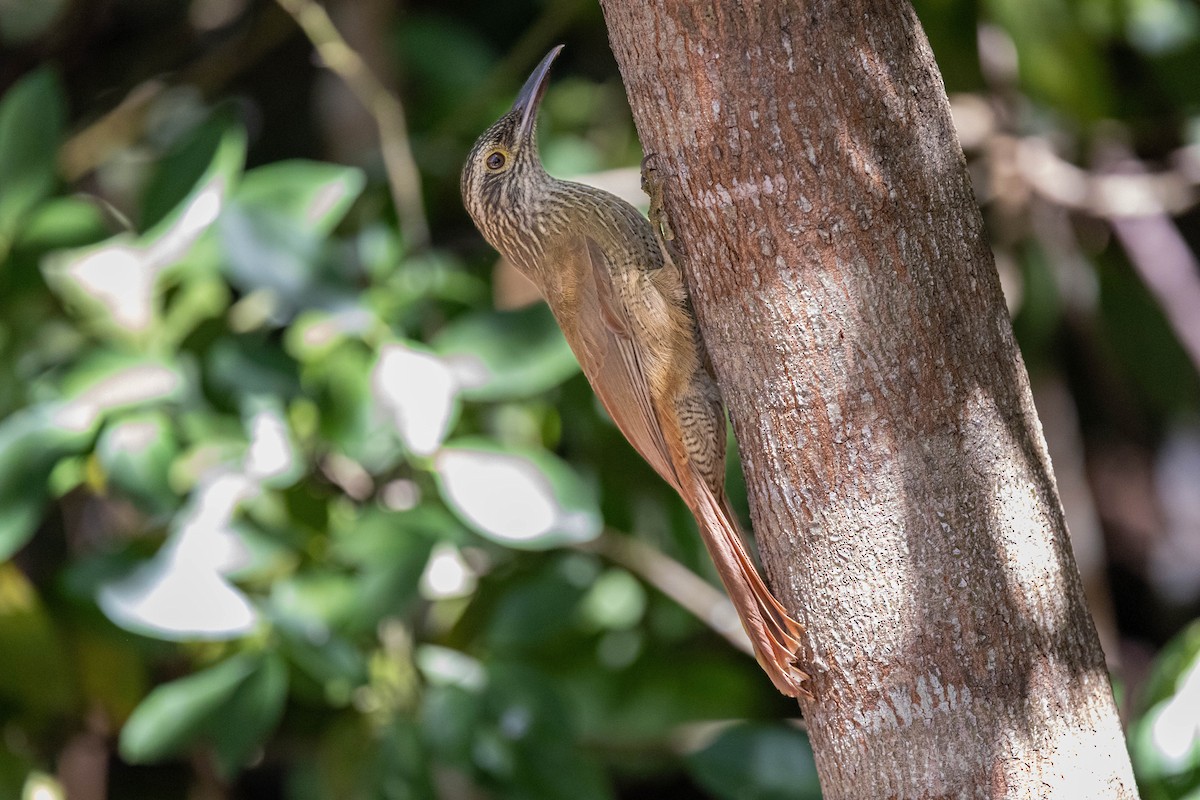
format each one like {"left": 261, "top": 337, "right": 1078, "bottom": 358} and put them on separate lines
{"left": 461, "top": 45, "right": 563, "bottom": 270}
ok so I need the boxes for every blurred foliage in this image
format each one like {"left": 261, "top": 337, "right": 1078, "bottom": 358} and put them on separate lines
{"left": 0, "top": 0, "right": 1197, "bottom": 798}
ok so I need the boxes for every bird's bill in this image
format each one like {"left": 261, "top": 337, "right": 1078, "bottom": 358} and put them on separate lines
{"left": 513, "top": 45, "right": 564, "bottom": 142}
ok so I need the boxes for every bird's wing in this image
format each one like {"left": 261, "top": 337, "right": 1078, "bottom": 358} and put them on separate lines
{"left": 548, "top": 235, "right": 682, "bottom": 494}
{"left": 549, "top": 235, "right": 809, "bottom": 698}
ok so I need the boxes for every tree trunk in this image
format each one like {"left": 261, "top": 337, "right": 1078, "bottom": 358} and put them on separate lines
{"left": 599, "top": 1, "right": 1139, "bottom": 797}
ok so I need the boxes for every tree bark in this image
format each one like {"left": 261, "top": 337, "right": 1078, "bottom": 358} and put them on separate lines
{"left": 599, "top": 2, "right": 1139, "bottom": 797}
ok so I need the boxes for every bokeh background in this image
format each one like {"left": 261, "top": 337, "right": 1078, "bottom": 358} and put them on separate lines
{"left": 1, "top": 0, "right": 1199, "bottom": 797}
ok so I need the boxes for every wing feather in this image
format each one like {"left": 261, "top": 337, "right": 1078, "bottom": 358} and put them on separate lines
{"left": 543, "top": 235, "right": 810, "bottom": 698}
{"left": 546, "top": 236, "right": 682, "bottom": 493}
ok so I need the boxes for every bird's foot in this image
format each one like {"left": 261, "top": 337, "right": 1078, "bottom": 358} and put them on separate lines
{"left": 640, "top": 153, "right": 675, "bottom": 244}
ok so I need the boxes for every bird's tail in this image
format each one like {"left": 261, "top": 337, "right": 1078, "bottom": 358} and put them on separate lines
{"left": 682, "top": 473, "right": 810, "bottom": 698}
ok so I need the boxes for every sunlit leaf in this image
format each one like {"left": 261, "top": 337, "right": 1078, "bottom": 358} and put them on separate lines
{"left": 58, "top": 353, "right": 187, "bottom": 430}
{"left": 416, "top": 645, "right": 487, "bottom": 690}
{"left": 419, "top": 543, "right": 476, "bottom": 600}
{"left": 20, "top": 772, "right": 63, "bottom": 800}
{"left": 371, "top": 341, "right": 460, "bottom": 457}
{"left": 1131, "top": 620, "right": 1200, "bottom": 794}
{"left": 579, "top": 568, "right": 646, "bottom": 631}
{"left": 242, "top": 397, "right": 301, "bottom": 487}
{"left": 141, "top": 113, "right": 245, "bottom": 232}
{"left": 98, "top": 560, "right": 258, "bottom": 641}
{"left": 98, "top": 470, "right": 259, "bottom": 640}
{"left": 435, "top": 441, "right": 600, "bottom": 550}
{"left": 431, "top": 304, "right": 579, "bottom": 401}
{"left": 286, "top": 307, "right": 375, "bottom": 363}
{"left": 42, "top": 123, "right": 243, "bottom": 340}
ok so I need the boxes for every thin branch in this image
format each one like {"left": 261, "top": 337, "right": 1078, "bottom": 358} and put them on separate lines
{"left": 951, "top": 94, "right": 1200, "bottom": 377}
{"left": 576, "top": 528, "right": 755, "bottom": 657}
{"left": 274, "top": 0, "right": 430, "bottom": 252}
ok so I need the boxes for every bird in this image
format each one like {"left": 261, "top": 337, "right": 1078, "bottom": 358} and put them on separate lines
{"left": 460, "top": 45, "right": 809, "bottom": 698}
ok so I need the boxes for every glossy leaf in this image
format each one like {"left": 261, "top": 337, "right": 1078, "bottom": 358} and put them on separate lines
{"left": 140, "top": 113, "right": 245, "bottom": 232}
{"left": 371, "top": 341, "right": 460, "bottom": 457}
{"left": 435, "top": 441, "right": 601, "bottom": 550}
{"left": 1131, "top": 620, "right": 1200, "bottom": 797}
{"left": 431, "top": 304, "right": 579, "bottom": 402}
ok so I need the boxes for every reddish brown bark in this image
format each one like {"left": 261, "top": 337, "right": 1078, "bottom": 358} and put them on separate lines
{"left": 599, "top": 1, "right": 1138, "bottom": 797}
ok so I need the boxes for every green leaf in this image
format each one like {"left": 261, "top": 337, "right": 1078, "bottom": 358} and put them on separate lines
{"left": 141, "top": 113, "right": 246, "bottom": 232}
{"left": 371, "top": 341, "right": 461, "bottom": 457}
{"left": 482, "top": 566, "right": 588, "bottom": 653}
{"left": 420, "top": 682, "right": 482, "bottom": 767}
{"left": 118, "top": 653, "right": 259, "bottom": 764}
{"left": 328, "top": 507, "right": 442, "bottom": 626}
{"left": 431, "top": 304, "right": 579, "bottom": 402}
{"left": 207, "top": 335, "right": 302, "bottom": 405}
{"left": 0, "top": 68, "right": 65, "bottom": 253}
{"left": 274, "top": 621, "right": 366, "bottom": 703}
{"left": 983, "top": 0, "right": 1114, "bottom": 121}
{"left": 686, "top": 723, "right": 821, "bottom": 800}
{"left": 59, "top": 352, "right": 188, "bottom": 418}
{"left": 0, "top": 747, "right": 33, "bottom": 799}
{"left": 235, "top": 161, "right": 365, "bottom": 236}
{"left": 0, "top": 405, "right": 93, "bottom": 561}
{"left": 95, "top": 411, "right": 179, "bottom": 512}
{"left": 14, "top": 196, "right": 110, "bottom": 255}
{"left": 74, "top": 629, "right": 148, "bottom": 726}
{"left": 1130, "top": 619, "right": 1200, "bottom": 793}
{"left": 269, "top": 573, "right": 362, "bottom": 634}
{"left": 41, "top": 122, "right": 243, "bottom": 341}
{"left": 209, "top": 653, "right": 289, "bottom": 777}
{"left": 435, "top": 440, "right": 601, "bottom": 550}
{"left": 485, "top": 663, "right": 613, "bottom": 800}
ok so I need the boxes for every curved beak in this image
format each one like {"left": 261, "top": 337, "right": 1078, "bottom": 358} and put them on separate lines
{"left": 513, "top": 45, "right": 563, "bottom": 142}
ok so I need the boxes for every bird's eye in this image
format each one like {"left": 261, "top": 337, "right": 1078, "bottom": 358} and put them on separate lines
{"left": 486, "top": 151, "right": 507, "bottom": 171}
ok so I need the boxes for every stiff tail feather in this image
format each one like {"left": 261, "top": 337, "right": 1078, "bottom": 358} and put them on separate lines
{"left": 683, "top": 473, "right": 810, "bottom": 698}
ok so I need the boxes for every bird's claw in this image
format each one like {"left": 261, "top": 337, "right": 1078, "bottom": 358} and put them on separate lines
{"left": 641, "top": 153, "right": 675, "bottom": 243}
